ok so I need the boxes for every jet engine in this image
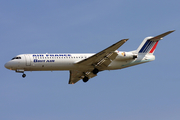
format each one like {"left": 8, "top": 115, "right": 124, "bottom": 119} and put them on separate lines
{"left": 116, "top": 52, "right": 137, "bottom": 61}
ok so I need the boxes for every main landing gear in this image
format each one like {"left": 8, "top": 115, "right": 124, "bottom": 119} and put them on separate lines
{"left": 83, "top": 76, "right": 89, "bottom": 83}
{"left": 92, "top": 68, "right": 99, "bottom": 75}
{"left": 82, "top": 68, "right": 99, "bottom": 83}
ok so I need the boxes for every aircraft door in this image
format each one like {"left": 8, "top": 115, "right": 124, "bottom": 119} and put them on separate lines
{"left": 24, "top": 54, "right": 31, "bottom": 66}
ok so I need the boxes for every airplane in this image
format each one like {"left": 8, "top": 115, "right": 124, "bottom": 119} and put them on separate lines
{"left": 4, "top": 30, "right": 175, "bottom": 84}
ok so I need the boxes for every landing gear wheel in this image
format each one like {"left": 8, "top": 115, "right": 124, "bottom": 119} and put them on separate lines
{"left": 83, "top": 76, "right": 89, "bottom": 83}
{"left": 22, "top": 74, "right": 26, "bottom": 78}
{"left": 92, "top": 68, "right": 99, "bottom": 74}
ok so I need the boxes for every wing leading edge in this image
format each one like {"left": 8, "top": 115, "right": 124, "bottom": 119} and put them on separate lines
{"left": 69, "top": 39, "right": 128, "bottom": 84}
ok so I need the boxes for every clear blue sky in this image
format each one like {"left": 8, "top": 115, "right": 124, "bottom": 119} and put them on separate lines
{"left": 1, "top": 0, "right": 180, "bottom": 120}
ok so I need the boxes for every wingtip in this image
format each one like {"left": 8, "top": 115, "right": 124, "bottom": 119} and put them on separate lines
{"left": 123, "top": 39, "right": 129, "bottom": 42}
{"left": 169, "top": 30, "right": 175, "bottom": 33}
{"left": 164, "top": 30, "right": 175, "bottom": 36}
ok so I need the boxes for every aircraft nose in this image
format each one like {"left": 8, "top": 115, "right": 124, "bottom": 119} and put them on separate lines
{"left": 4, "top": 62, "right": 11, "bottom": 69}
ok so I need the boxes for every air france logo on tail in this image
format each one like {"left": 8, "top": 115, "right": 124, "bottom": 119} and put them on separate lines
{"left": 139, "top": 40, "right": 158, "bottom": 53}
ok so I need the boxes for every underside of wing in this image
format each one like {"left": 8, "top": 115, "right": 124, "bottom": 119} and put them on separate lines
{"left": 69, "top": 70, "right": 82, "bottom": 84}
{"left": 69, "top": 70, "right": 97, "bottom": 84}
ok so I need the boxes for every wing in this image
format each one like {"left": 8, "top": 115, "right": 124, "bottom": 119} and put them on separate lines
{"left": 77, "top": 39, "right": 128, "bottom": 66}
{"left": 68, "top": 39, "right": 128, "bottom": 84}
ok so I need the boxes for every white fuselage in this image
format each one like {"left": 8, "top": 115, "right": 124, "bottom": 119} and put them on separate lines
{"left": 4, "top": 30, "right": 174, "bottom": 84}
{"left": 4, "top": 51, "right": 155, "bottom": 72}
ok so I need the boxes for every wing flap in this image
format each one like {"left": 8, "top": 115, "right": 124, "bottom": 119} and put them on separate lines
{"left": 95, "top": 51, "right": 118, "bottom": 69}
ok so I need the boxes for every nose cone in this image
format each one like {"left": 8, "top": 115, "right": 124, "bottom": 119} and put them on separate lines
{"left": 4, "top": 62, "right": 11, "bottom": 69}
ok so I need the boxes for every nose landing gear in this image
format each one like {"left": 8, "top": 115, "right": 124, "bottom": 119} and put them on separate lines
{"left": 16, "top": 70, "right": 26, "bottom": 78}
{"left": 22, "top": 73, "right": 26, "bottom": 78}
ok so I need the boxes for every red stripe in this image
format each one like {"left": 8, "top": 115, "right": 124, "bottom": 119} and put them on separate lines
{"left": 149, "top": 41, "right": 158, "bottom": 53}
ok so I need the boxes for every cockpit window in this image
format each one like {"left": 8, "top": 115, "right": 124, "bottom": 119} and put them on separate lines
{"left": 11, "top": 57, "right": 21, "bottom": 60}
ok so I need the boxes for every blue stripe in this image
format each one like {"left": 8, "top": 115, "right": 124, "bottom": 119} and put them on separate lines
{"left": 139, "top": 40, "right": 150, "bottom": 53}
{"left": 143, "top": 41, "right": 153, "bottom": 53}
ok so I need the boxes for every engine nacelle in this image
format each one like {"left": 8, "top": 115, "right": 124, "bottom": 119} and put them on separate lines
{"left": 116, "top": 52, "right": 137, "bottom": 61}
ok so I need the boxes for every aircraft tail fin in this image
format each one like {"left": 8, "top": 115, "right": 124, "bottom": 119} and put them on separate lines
{"left": 136, "top": 30, "right": 175, "bottom": 54}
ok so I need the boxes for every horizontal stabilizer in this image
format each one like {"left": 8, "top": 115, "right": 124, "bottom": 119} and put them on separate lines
{"left": 136, "top": 30, "right": 175, "bottom": 54}
{"left": 149, "top": 30, "right": 175, "bottom": 41}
